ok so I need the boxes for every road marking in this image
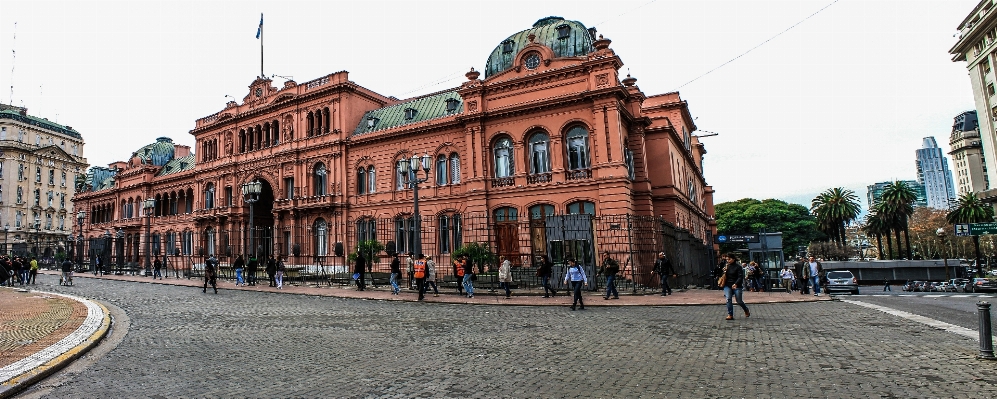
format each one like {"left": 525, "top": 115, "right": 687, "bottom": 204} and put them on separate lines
{"left": 924, "top": 295, "right": 946, "bottom": 298}
{"left": 952, "top": 295, "right": 971, "bottom": 298}
{"left": 841, "top": 299, "right": 983, "bottom": 342}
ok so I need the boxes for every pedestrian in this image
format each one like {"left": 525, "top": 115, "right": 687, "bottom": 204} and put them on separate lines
{"left": 234, "top": 255, "right": 245, "bottom": 286}
{"left": 462, "top": 255, "right": 475, "bottom": 298}
{"left": 652, "top": 252, "right": 675, "bottom": 296}
{"left": 719, "top": 254, "right": 749, "bottom": 320}
{"left": 389, "top": 254, "right": 402, "bottom": 295}
{"left": 425, "top": 255, "right": 440, "bottom": 297}
{"left": 203, "top": 255, "right": 218, "bottom": 294}
{"left": 266, "top": 255, "right": 277, "bottom": 287}
{"left": 601, "top": 251, "right": 619, "bottom": 300}
{"left": 453, "top": 256, "right": 465, "bottom": 295}
{"left": 498, "top": 255, "right": 513, "bottom": 299}
{"left": 13, "top": 257, "right": 22, "bottom": 285}
{"left": 883, "top": 279, "right": 891, "bottom": 292}
{"left": 25, "top": 257, "right": 37, "bottom": 285}
{"left": 94, "top": 255, "right": 101, "bottom": 276}
{"left": 406, "top": 252, "right": 415, "bottom": 290}
{"left": 412, "top": 253, "right": 428, "bottom": 300}
{"left": 275, "top": 257, "right": 285, "bottom": 289}
{"left": 564, "top": 258, "right": 588, "bottom": 310}
{"left": 153, "top": 256, "right": 163, "bottom": 279}
{"left": 794, "top": 257, "right": 810, "bottom": 295}
{"left": 60, "top": 258, "right": 73, "bottom": 286}
{"left": 29, "top": 256, "right": 39, "bottom": 284}
{"left": 537, "top": 255, "right": 557, "bottom": 298}
{"left": 354, "top": 251, "right": 367, "bottom": 291}
{"left": 807, "top": 256, "right": 823, "bottom": 296}
{"left": 780, "top": 265, "right": 795, "bottom": 293}
{"left": 744, "top": 261, "right": 759, "bottom": 292}
{"left": 247, "top": 255, "right": 259, "bottom": 286}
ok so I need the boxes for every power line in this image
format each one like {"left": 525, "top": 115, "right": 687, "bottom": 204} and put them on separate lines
{"left": 674, "top": 0, "right": 840, "bottom": 91}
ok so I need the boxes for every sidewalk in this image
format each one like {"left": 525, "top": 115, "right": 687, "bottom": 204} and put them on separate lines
{"left": 38, "top": 270, "right": 832, "bottom": 306}
{"left": 0, "top": 287, "right": 110, "bottom": 398}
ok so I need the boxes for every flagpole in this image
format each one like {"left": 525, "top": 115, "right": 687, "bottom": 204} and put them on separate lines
{"left": 260, "top": 16, "right": 264, "bottom": 79}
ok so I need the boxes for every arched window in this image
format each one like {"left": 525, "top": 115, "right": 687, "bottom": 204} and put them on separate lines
{"left": 566, "top": 201, "right": 595, "bottom": 215}
{"left": 438, "top": 214, "right": 450, "bottom": 253}
{"left": 314, "top": 219, "right": 328, "bottom": 256}
{"left": 205, "top": 227, "right": 216, "bottom": 256}
{"left": 450, "top": 153, "right": 461, "bottom": 184}
{"left": 367, "top": 166, "right": 376, "bottom": 194}
{"left": 396, "top": 160, "right": 410, "bottom": 190}
{"left": 393, "top": 216, "right": 413, "bottom": 254}
{"left": 272, "top": 120, "right": 280, "bottom": 145}
{"left": 357, "top": 167, "right": 367, "bottom": 195}
{"left": 493, "top": 137, "right": 514, "bottom": 178}
{"left": 529, "top": 132, "right": 551, "bottom": 174}
{"left": 314, "top": 163, "right": 327, "bottom": 196}
{"left": 493, "top": 207, "right": 518, "bottom": 221}
{"left": 436, "top": 155, "right": 448, "bottom": 186}
{"left": 565, "top": 126, "right": 590, "bottom": 170}
{"left": 437, "top": 213, "right": 464, "bottom": 254}
{"left": 529, "top": 204, "right": 555, "bottom": 220}
{"left": 204, "top": 183, "right": 215, "bottom": 209}
{"left": 357, "top": 218, "right": 377, "bottom": 244}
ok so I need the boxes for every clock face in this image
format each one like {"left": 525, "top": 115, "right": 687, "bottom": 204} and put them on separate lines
{"left": 525, "top": 53, "right": 541, "bottom": 70}
{"left": 255, "top": 88, "right": 263, "bottom": 97}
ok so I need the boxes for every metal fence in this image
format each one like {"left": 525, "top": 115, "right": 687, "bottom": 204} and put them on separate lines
{"left": 72, "top": 213, "right": 716, "bottom": 293}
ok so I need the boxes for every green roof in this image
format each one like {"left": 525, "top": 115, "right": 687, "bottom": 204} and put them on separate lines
{"left": 484, "top": 17, "right": 595, "bottom": 78}
{"left": 353, "top": 90, "right": 463, "bottom": 136}
{"left": 132, "top": 137, "right": 176, "bottom": 166}
{"left": 85, "top": 166, "right": 117, "bottom": 192}
{"left": 0, "top": 109, "right": 83, "bottom": 139}
{"left": 156, "top": 154, "right": 195, "bottom": 177}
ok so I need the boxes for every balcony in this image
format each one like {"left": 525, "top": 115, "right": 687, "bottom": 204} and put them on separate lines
{"left": 527, "top": 173, "right": 552, "bottom": 185}
{"left": 565, "top": 169, "right": 592, "bottom": 181}
{"left": 491, "top": 177, "right": 515, "bottom": 188}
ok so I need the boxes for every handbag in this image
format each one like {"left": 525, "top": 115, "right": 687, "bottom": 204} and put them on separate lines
{"left": 717, "top": 265, "right": 728, "bottom": 287}
{"left": 352, "top": 272, "right": 360, "bottom": 280}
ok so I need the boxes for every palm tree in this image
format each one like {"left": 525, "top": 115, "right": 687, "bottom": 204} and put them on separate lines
{"left": 948, "top": 192, "right": 995, "bottom": 275}
{"left": 881, "top": 181, "right": 917, "bottom": 259}
{"left": 863, "top": 212, "right": 889, "bottom": 260}
{"left": 811, "top": 188, "right": 862, "bottom": 247}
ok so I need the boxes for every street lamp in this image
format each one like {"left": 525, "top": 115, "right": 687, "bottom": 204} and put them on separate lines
{"left": 242, "top": 180, "right": 262, "bottom": 258}
{"left": 397, "top": 153, "right": 432, "bottom": 256}
{"left": 143, "top": 198, "right": 156, "bottom": 276}
{"left": 32, "top": 216, "right": 40, "bottom": 257}
{"left": 3, "top": 223, "right": 8, "bottom": 255}
{"left": 937, "top": 227, "right": 951, "bottom": 280}
{"left": 76, "top": 211, "right": 86, "bottom": 265}
{"left": 102, "top": 229, "right": 112, "bottom": 275}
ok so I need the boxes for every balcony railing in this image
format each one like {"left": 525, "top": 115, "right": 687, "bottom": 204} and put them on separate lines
{"left": 491, "top": 177, "right": 515, "bottom": 188}
{"left": 565, "top": 169, "right": 592, "bottom": 181}
{"left": 527, "top": 173, "right": 552, "bottom": 185}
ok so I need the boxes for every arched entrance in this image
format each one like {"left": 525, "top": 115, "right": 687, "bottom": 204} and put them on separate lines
{"left": 245, "top": 178, "right": 275, "bottom": 259}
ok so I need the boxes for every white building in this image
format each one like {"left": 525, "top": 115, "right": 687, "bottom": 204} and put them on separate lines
{"left": 915, "top": 137, "right": 956, "bottom": 210}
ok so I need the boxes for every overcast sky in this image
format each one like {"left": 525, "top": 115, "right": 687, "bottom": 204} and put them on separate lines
{"left": 0, "top": 0, "right": 979, "bottom": 207}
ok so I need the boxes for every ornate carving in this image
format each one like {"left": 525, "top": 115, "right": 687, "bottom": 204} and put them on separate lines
{"left": 468, "top": 101, "right": 478, "bottom": 112}
{"left": 596, "top": 73, "right": 610, "bottom": 87}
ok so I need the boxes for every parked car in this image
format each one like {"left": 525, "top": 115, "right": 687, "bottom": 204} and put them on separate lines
{"left": 952, "top": 279, "right": 971, "bottom": 292}
{"left": 824, "top": 270, "right": 859, "bottom": 295}
{"left": 902, "top": 281, "right": 917, "bottom": 292}
{"left": 970, "top": 278, "right": 997, "bottom": 293}
{"left": 935, "top": 282, "right": 957, "bottom": 292}
{"left": 912, "top": 281, "right": 929, "bottom": 292}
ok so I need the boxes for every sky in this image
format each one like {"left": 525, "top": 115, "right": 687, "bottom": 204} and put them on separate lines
{"left": 0, "top": 0, "right": 980, "bottom": 208}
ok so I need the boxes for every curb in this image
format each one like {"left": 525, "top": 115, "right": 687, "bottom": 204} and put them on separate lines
{"left": 0, "top": 291, "right": 112, "bottom": 399}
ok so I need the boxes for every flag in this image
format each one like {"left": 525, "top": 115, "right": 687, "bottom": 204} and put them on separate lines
{"left": 256, "top": 13, "right": 263, "bottom": 39}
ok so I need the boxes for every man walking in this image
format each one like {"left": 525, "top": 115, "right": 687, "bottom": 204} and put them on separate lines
{"left": 153, "top": 256, "right": 163, "bottom": 280}
{"left": 234, "top": 255, "right": 245, "bottom": 286}
{"left": 883, "top": 279, "right": 891, "bottom": 292}
{"left": 247, "top": 255, "right": 260, "bottom": 286}
{"left": 601, "top": 251, "right": 619, "bottom": 300}
{"left": 652, "top": 252, "right": 675, "bottom": 296}
{"left": 412, "top": 254, "right": 428, "bottom": 301}
{"left": 203, "top": 255, "right": 218, "bottom": 294}
{"left": 461, "top": 255, "right": 475, "bottom": 298}
{"left": 807, "top": 256, "right": 823, "bottom": 296}
{"left": 794, "top": 257, "right": 810, "bottom": 295}
{"left": 780, "top": 265, "right": 795, "bottom": 293}
{"left": 354, "top": 251, "right": 367, "bottom": 291}
{"left": 29, "top": 256, "right": 39, "bottom": 284}
{"left": 266, "top": 255, "right": 277, "bottom": 287}
{"left": 537, "top": 255, "right": 557, "bottom": 298}
{"left": 275, "top": 257, "right": 285, "bottom": 289}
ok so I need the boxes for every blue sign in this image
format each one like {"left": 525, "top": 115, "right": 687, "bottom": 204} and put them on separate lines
{"left": 717, "top": 235, "right": 728, "bottom": 243}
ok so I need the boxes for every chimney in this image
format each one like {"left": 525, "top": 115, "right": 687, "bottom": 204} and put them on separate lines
{"left": 173, "top": 144, "right": 191, "bottom": 158}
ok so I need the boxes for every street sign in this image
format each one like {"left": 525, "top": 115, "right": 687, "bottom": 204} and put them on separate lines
{"left": 968, "top": 222, "right": 997, "bottom": 236}
{"left": 715, "top": 234, "right": 759, "bottom": 244}
{"left": 955, "top": 224, "right": 971, "bottom": 237}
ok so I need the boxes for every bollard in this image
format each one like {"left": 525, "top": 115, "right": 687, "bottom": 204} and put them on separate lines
{"left": 978, "top": 302, "right": 996, "bottom": 360}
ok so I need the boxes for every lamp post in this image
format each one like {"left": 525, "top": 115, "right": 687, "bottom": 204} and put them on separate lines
{"left": 102, "top": 229, "right": 112, "bottom": 275}
{"left": 76, "top": 211, "right": 85, "bottom": 265}
{"left": 937, "top": 227, "right": 951, "bottom": 281}
{"left": 397, "top": 153, "right": 432, "bottom": 256}
{"left": 3, "top": 223, "right": 8, "bottom": 255}
{"left": 32, "top": 216, "right": 40, "bottom": 257}
{"left": 143, "top": 198, "right": 156, "bottom": 276}
{"left": 242, "top": 180, "right": 262, "bottom": 258}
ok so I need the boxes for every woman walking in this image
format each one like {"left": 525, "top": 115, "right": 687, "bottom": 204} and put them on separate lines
{"left": 275, "top": 257, "right": 285, "bottom": 289}
{"left": 498, "top": 256, "right": 513, "bottom": 299}
{"left": 719, "top": 254, "right": 749, "bottom": 320}
{"left": 537, "top": 255, "right": 557, "bottom": 298}
{"left": 563, "top": 259, "right": 588, "bottom": 310}
{"left": 234, "top": 255, "right": 245, "bottom": 286}
{"left": 389, "top": 254, "right": 401, "bottom": 295}
{"left": 425, "top": 255, "right": 440, "bottom": 297}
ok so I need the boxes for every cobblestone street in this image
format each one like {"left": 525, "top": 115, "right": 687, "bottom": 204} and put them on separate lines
{"left": 17, "top": 273, "right": 997, "bottom": 398}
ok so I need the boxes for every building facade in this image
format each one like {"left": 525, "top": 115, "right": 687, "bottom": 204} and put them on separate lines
{"left": 951, "top": 0, "right": 997, "bottom": 205}
{"left": 949, "top": 110, "right": 989, "bottom": 196}
{"left": 915, "top": 137, "right": 956, "bottom": 210}
{"left": 0, "top": 104, "right": 88, "bottom": 256}
{"left": 866, "top": 180, "right": 927, "bottom": 210}
{"left": 72, "top": 17, "right": 716, "bottom": 283}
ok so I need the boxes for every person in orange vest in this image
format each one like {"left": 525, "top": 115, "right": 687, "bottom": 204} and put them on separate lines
{"left": 411, "top": 253, "right": 428, "bottom": 301}
{"left": 453, "top": 256, "right": 466, "bottom": 295}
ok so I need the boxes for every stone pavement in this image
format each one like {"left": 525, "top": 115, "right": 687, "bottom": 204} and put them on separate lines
{"left": 0, "top": 287, "right": 110, "bottom": 398}
{"left": 10, "top": 272, "right": 997, "bottom": 398}
{"left": 36, "top": 269, "right": 831, "bottom": 306}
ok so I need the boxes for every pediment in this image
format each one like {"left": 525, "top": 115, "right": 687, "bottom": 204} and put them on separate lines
{"left": 31, "top": 145, "right": 75, "bottom": 162}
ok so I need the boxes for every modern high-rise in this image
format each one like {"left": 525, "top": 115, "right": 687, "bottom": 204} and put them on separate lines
{"left": 950, "top": 1, "right": 997, "bottom": 205}
{"left": 949, "top": 110, "right": 989, "bottom": 196}
{"left": 866, "top": 181, "right": 927, "bottom": 210}
{"left": 0, "top": 103, "right": 89, "bottom": 256}
{"left": 915, "top": 137, "right": 957, "bottom": 209}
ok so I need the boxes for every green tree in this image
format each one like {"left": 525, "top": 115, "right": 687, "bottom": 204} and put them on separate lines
{"left": 947, "top": 192, "right": 995, "bottom": 274}
{"left": 862, "top": 211, "right": 890, "bottom": 259}
{"left": 880, "top": 181, "right": 917, "bottom": 259}
{"left": 714, "top": 198, "right": 822, "bottom": 256}
{"left": 450, "top": 242, "right": 496, "bottom": 274}
{"left": 347, "top": 240, "right": 386, "bottom": 268}
{"left": 811, "top": 188, "right": 862, "bottom": 247}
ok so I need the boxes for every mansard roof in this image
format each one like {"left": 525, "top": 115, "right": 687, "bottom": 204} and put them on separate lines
{"left": 0, "top": 106, "right": 83, "bottom": 139}
{"left": 132, "top": 137, "right": 176, "bottom": 166}
{"left": 156, "top": 154, "right": 195, "bottom": 177}
{"left": 85, "top": 166, "right": 117, "bottom": 192}
{"left": 484, "top": 17, "right": 595, "bottom": 78}
{"left": 352, "top": 89, "right": 463, "bottom": 136}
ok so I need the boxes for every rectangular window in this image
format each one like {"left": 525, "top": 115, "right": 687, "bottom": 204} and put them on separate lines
{"left": 35, "top": 166, "right": 41, "bottom": 182}
{"left": 439, "top": 215, "right": 450, "bottom": 253}
{"left": 225, "top": 186, "right": 233, "bottom": 207}
{"left": 285, "top": 177, "right": 294, "bottom": 199}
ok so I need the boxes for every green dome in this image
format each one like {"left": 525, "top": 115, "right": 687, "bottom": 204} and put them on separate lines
{"left": 132, "top": 137, "right": 175, "bottom": 167}
{"left": 484, "top": 17, "right": 595, "bottom": 78}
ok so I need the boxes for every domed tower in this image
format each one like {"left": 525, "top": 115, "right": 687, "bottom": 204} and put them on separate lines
{"left": 483, "top": 16, "right": 596, "bottom": 78}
